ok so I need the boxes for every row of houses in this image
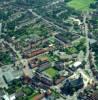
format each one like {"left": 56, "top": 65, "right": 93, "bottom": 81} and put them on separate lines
{"left": 33, "top": 90, "right": 55, "bottom": 100}
{"left": 35, "top": 72, "right": 53, "bottom": 86}
{"left": 37, "top": 60, "right": 51, "bottom": 72}
{"left": 23, "top": 48, "right": 48, "bottom": 58}
{"left": 55, "top": 33, "right": 80, "bottom": 46}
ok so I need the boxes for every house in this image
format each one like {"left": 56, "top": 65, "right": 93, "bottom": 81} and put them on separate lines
{"left": 9, "top": 92, "right": 25, "bottom": 100}
{"left": 61, "top": 74, "right": 84, "bottom": 95}
{"left": 70, "top": 75, "right": 84, "bottom": 90}
{"left": 28, "top": 58, "right": 50, "bottom": 69}
{"left": 54, "top": 61, "right": 64, "bottom": 71}
{"left": 32, "top": 77, "right": 50, "bottom": 89}
{"left": 23, "top": 49, "right": 48, "bottom": 58}
{"left": 73, "top": 61, "right": 82, "bottom": 68}
{"left": 37, "top": 61, "right": 51, "bottom": 72}
{"left": 87, "top": 91, "right": 98, "bottom": 100}
{"left": 68, "top": 61, "right": 82, "bottom": 71}
{"left": 28, "top": 58, "right": 39, "bottom": 69}
{"left": 35, "top": 72, "right": 53, "bottom": 86}
{"left": 55, "top": 34, "right": 69, "bottom": 46}
{"left": 15, "top": 91, "right": 25, "bottom": 99}
{"left": 43, "top": 92, "right": 55, "bottom": 100}
{"left": 33, "top": 93, "right": 45, "bottom": 100}
{"left": 33, "top": 90, "right": 54, "bottom": 100}
{"left": 54, "top": 76, "right": 65, "bottom": 85}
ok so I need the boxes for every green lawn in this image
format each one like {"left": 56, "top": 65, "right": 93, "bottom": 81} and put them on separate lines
{"left": 28, "top": 92, "right": 39, "bottom": 100}
{"left": 43, "top": 67, "right": 58, "bottom": 78}
{"left": 67, "top": 0, "right": 96, "bottom": 11}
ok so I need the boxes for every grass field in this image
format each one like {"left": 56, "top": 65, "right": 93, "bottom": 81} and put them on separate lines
{"left": 43, "top": 67, "right": 58, "bottom": 78}
{"left": 67, "top": 0, "right": 96, "bottom": 11}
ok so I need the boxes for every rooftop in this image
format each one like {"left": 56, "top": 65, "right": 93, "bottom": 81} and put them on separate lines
{"left": 73, "top": 61, "right": 82, "bottom": 67}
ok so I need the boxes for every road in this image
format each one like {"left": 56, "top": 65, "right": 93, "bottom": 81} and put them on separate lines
{"left": 91, "top": 51, "right": 97, "bottom": 68}
{"left": 67, "top": 13, "right": 97, "bottom": 99}
{"left": 3, "top": 41, "right": 24, "bottom": 65}
{"left": 83, "top": 12, "right": 94, "bottom": 79}
{"left": 15, "top": 17, "right": 40, "bottom": 30}
{"left": 3, "top": 40, "right": 33, "bottom": 77}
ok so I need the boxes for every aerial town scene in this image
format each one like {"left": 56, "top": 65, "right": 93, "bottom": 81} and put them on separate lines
{"left": 0, "top": 0, "right": 98, "bottom": 100}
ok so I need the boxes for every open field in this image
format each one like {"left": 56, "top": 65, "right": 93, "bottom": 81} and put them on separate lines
{"left": 67, "top": 0, "right": 95, "bottom": 11}
{"left": 43, "top": 67, "right": 58, "bottom": 78}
